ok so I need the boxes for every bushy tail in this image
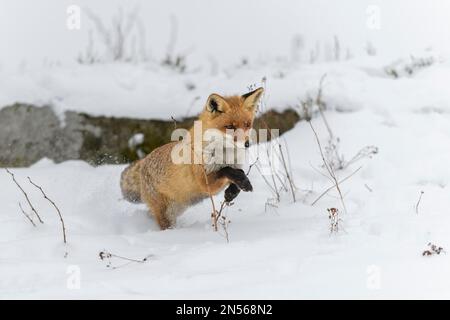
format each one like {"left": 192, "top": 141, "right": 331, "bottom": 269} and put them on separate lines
{"left": 120, "top": 160, "right": 143, "bottom": 203}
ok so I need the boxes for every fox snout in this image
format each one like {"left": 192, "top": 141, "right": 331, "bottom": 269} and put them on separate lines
{"left": 232, "top": 135, "right": 250, "bottom": 148}
{"left": 231, "top": 130, "right": 252, "bottom": 148}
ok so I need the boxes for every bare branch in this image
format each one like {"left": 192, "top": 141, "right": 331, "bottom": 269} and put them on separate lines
{"left": 215, "top": 201, "right": 231, "bottom": 242}
{"left": 278, "top": 143, "right": 296, "bottom": 202}
{"left": 309, "top": 121, "right": 347, "bottom": 214}
{"left": 82, "top": 6, "right": 147, "bottom": 63}
{"left": 5, "top": 168, "right": 43, "bottom": 224}
{"left": 255, "top": 164, "right": 278, "bottom": 196}
{"left": 171, "top": 116, "right": 178, "bottom": 129}
{"left": 311, "top": 166, "right": 362, "bottom": 206}
{"left": 274, "top": 172, "right": 288, "bottom": 192}
{"left": 27, "top": 177, "right": 66, "bottom": 244}
{"left": 257, "top": 117, "right": 296, "bottom": 202}
{"left": 99, "top": 250, "right": 153, "bottom": 269}
{"left": 18, "top": 202, "right": 36, "bottom": 227}
{"left": 282, "top": 137, "right": 297, "bottom": 189}
{"left": 345, "top": 146, "right": 378, "bottom": 169}
{"left": 251, "top": 76, "right": 297, "bottom": 203}
{"left": 201, "top": 166, "right": 219, "bottom": 231}
{"left": 199, "top": 162, "right": 231, "bottom": 242}
{"left": 246, "top": 157, "right": 259, "bottom": 175}
{"left": 309, "top": 161, "right": 334, "bottom": 183}
{"left": 415, "top": 191, "right": 424, "bottom": 215}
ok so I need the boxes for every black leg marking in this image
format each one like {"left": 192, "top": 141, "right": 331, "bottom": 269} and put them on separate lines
{"left": 224, "top": 183, "right": 241, "bottom": 202}
{"left": 218, "top": 167, "right": 253, "bottom": 192}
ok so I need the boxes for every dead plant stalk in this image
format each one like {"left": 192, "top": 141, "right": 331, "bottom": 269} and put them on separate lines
{"left": 309, "top": 121, "right": 348, "bottom": 214}
{"left": 27, "top": 177, "right": 67, "bottom": 244}
{"left": 5, "top": 168, "right": 43, "bottom": 224}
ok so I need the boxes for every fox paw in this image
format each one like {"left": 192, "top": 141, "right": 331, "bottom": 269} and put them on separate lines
{"left": 218, "top": 167, "right": 253, "bottom": 192}
{"left": 237, "top": 177, "right": 253, "bottom": 192}
{"left": 224, "top": 183, "right": 240, "bottom": 202}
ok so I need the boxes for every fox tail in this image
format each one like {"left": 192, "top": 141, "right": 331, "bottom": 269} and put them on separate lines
{"left": 120, "top": 160, "right": 143, "bottom": 203}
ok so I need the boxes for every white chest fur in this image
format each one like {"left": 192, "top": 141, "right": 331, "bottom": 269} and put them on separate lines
{"left": 202, "top": 133, "right": 246, "bottom": 174}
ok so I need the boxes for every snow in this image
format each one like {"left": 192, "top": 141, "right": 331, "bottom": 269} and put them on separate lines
{"left": 2, "top": 0, "right": 450, "bottom": 119}
{"left": 1, "top": 52, "right": 448, "bottom": 120}
{"left": 2, "top": 0, "right": 450, "bottom": 299}
{"left": 2, "top": 61, "right": 450, "bottom": 297}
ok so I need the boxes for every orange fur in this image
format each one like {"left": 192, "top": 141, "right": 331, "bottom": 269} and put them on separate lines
{"left": 120, "top": 88, "right": 263, "bottom": 229}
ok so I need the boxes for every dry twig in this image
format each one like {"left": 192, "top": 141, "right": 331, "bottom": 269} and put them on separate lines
{"left": 5, "top": 168, "right": 43, "bottom": 224}
{"left": 252, "top": 77, "right": 297, "bottom": 203}
{"left": 246, "top": 157, "right": 259, "bottom": 175}
{"left": 327, "top": 207, "right": 342, "bottom": 234}
{"left": 171, "top": 116, "right": 178, "bottom": 129}
{"left": 312, "top": 74, "right": 378, "bottom": 171}
{"left": 422, "top": 243, "right": 445, "bottom": 257}
{"left": 99, "top": 250, "right": 152, "bottom": 269}
{"left": 312, "top": 166, "right": 362, "bottom": 206}
{"left": 309, "top": 121, "right": 347, "bottom": 214}
{"left": 257, "top": 117, "right": 296, "bottom": 203}
{"left": 18, "top": 202, "right": 36, "bottom": 227}
{"left": 415, "top": 191, "right": 424, "bottom": 215}
{"left": 278, "top": 143, "right": 296, "bottom": 202}
{"left": 27, "top": 177, "right": 67, "bottom": 244}
{"left": 201, "top": 166, "right": 219, "bottom": 231}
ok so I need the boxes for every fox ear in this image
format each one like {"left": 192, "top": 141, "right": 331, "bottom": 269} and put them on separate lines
{"left": 206, "top": 93, "right": 227, "bottom": 113}
{"left": 242, "top": 87, "right": 264, "bottom": 111}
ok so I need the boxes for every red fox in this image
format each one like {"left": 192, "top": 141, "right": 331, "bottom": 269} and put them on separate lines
{"left": 120, "top": 87, "right": 263, "bottom": 230}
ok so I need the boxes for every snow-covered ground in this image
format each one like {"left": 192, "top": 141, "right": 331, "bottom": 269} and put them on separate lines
{"left": 2, "top": 53, "right": 450, "bottom": 298}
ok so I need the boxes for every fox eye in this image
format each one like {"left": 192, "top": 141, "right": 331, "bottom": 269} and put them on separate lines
{"left": 224, "top": 124, "right": 236, "bottom": 130}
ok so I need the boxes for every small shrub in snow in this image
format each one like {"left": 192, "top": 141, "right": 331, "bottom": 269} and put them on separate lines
{"left": 302, "top": 74, "right": 378, "bottom": 172}
{"left": 5, "top": 168, "right": 43, "bottom": 225}
{"left": 201, "top": 165, "right": 232, "bottom": 242}
{"left": 415, "top": 190, "right": 425, "bottom": 215}
{"left": 161, "top": 15, "right": 190, "bottom": 73}
{"left": 162, "top": 54, "right": 187, "bottom": 73}
{"left": 28, "top": 176, "right": 67, "bottom": 244}
{"left": 5, "top": 169, "right": 67, "bottom": 245}
{"left": 79, "top": 7, "right": 148, "bottom": 64}
{"left": 99, "top": 250, "right": 152, "bottom": 269}
{"left": 210, "top": 201, "right": 231, "bottom": 242}
{"left": 422, "top": 243, "right": 445, "bottom": 257}
{"left": 251, "top": 79, "right": 297, "bottom": 205}
{"left": 385, "top": 54, "right": 435, "bottom": 78}
{"left": 309, "top": 122, "right": 348, "bottom": 214}
{"left": 298, "top": 96, "right": 315, "bottom": 121}
{"left": 327, "top": 208, "right": 342, "bottom": 234}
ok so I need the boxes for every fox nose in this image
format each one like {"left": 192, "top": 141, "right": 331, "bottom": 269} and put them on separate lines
{"left": 245, "top": 141, "right": 250, "bottom": 148}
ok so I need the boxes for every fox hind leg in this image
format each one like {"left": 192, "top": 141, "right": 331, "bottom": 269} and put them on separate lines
{"left": 141, "top": 188, "right": 175, "bottom": 230}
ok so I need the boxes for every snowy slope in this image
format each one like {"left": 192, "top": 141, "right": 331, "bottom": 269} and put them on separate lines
{"left": 1, "top": 52, "right": 447, "bottom": 120}
{"left": 2, "top": 0, "right": 450, "bottom": 119}
{"left": 2, "top": 60, "right": 450, "bottom": 297}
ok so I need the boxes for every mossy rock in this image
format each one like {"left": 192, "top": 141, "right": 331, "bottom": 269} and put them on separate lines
{"left": 0, "top": 103, "right": 301, "bottom": 167}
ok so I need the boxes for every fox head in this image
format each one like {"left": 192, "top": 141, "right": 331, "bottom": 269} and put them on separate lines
{"left": 199, "top": 87, "right": 264, "bottom": 148}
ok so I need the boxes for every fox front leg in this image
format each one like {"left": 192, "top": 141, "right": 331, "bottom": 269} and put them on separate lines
{"left": 218, "top": 167, "right": 253, "bottom": 192}
{"left": 224, "top": 183, "right": 240, "bottom": 203}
